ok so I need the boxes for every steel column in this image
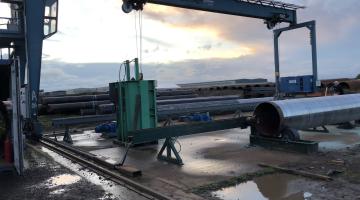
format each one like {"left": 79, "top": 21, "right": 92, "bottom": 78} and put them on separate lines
{"left": 274, "top": 31, "right": 281, "bottom": 96}
{"left": 24, "top": 0, "right": 46, "bottom": 119}
{"left": 309, "top": 22, "right": 318, "bottom": 91}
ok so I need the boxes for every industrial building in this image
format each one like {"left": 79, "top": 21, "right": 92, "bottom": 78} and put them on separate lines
{"left": 1, "top": 0, "right": 360, "bottom": 200}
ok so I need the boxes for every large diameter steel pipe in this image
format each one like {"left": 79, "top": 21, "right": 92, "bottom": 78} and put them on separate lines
{"left": 254, "top": 94, "right": 360, "bottom": 136}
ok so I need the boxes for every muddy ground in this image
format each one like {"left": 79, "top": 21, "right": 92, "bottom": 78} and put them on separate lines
{"left": 1, "top": 123, "right": 360, "bottom": 200}
{"left": 194, "top": 144, "right": 360, "bottom": 200}
{"left": 279, "top": 144, "right": 360, "bottom": 200}
{"left": 49, "top": 124, "right": 360, "bottom": 200}
{"left": 0, "top": 145, "right": 148, "bottom": 200}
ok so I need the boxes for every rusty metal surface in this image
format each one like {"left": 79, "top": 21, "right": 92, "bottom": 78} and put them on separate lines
{"left": 339, "top": 79, "right": 360, "bottom": 91}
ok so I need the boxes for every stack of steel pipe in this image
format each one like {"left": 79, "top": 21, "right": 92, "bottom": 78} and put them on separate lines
{"left": 41, "top": 94, "right": 110, "bottom": 104}
{"left": 96, "top": 103, "right": 115, "bottom": 114}
{"left": 80, "top": 108, "right": 96, "bottom": 116}
{"left": 94, "top": 96, "right": 272, "bottom": 119}
{"left": 157, "top": 95, "right": 240, "bottom": 105}
{"left": 156, "top": 88, "right": 198, "bottom": 100}
{"left": 47, "top": 100, "right": 111, "bottom": 113}
{"left": 158, "top": 97, "right": 273, "bottom": 120}
{"left": 156, "top": 89, "right": 194, "bottom": 96}
{"left": 321, "top": 78, "right": 360, "bottom": 92}
{"left": 96, "top": 95, "right": 243, "bottom": 115}
{"left": 157, "top": 94, "right": 198, "bottom": 100}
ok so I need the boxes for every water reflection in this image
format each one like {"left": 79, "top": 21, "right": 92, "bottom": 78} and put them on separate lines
{"left": 213, "top": 174, "right": 311, "bottom": 200}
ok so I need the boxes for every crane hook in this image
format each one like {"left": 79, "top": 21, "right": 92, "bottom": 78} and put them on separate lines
{"left": 122, "top": 0, "right": 146, "bottom": 13}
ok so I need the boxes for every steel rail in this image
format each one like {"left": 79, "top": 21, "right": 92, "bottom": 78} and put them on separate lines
{"left": 38, "top": 139, "right": 171, "bottom": 200}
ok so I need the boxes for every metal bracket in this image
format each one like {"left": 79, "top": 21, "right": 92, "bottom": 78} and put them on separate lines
{"left": 119, "top": 142, "right": 133, "bottom": 166}
{"left": 63, "top": 126, "right": 73, "bottom": 144}
{"left": 157, "top": 137, "right": 183, "bottom": 165}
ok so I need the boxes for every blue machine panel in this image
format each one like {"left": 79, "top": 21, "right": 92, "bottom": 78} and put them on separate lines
{"left": 279, "top": 75, "right": 314, "bottom": 93}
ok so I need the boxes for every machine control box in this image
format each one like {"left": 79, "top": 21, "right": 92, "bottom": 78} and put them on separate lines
{"left": 279, "top": 75, "right": 314, "bottom": 94}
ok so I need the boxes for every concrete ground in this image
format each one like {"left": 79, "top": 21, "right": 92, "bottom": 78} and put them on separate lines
{"left": 1, "top": 124, "right": 360, "bottom": 200}
{"left": 51, "top": 124, "right": 360, "bottom": 199}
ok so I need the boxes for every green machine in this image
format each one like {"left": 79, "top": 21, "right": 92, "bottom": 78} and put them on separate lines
{"left": 109, "top": 58, "right": 157, "bottom": 144}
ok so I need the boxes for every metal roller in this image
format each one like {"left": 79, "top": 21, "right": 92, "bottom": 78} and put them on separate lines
{"left": 254, "top": 94, "right": 360, "bottom": 136}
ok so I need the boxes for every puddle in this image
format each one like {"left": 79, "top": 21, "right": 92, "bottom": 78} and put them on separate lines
{"left": 41, "top": 147, "right": 148, "bottom": 200}
{"left": 46, "top": 174, "right": 81, "bottom": 187}
{"left": 50, "top": 188, "right": 66, "bottom": 195}
{"left": 212, "top": 174, "right": 312, "bottom": 200}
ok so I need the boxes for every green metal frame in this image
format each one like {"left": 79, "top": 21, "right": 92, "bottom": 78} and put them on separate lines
{"left": 129, "top": 118, "right": 247, "bottom": 144}
{"left": 157, "top": 137, "right": 183, "bottom": 165}
{"left": 129, "top": 117, "right": 248, "bottom": 165}
{"left": 114, "top": 58, "right": 157, "bottom": 143}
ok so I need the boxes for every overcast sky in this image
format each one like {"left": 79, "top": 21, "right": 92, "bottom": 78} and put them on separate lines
{"left": 2, "top": 0, "right": 360, "bottom": 91}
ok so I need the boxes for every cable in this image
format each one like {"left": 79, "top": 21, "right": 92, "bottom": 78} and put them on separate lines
{"left": 175, "top": 138, "right": 182, "bottom": 153}
{"left": 139, "top": 11, "right": 143, "bottom": 73}
{"left": 134, "top": 12, "right": 139, "bottom": 60}
{"left": 133, "top": 10, "right": 144, "bottom": 73}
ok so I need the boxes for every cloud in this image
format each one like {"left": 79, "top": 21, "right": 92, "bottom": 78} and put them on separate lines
{"left": 41, "top": 67, "right": 77, "bottom": 81}
{"left": 39, "top": 0, "right": 360, "bottom": 91}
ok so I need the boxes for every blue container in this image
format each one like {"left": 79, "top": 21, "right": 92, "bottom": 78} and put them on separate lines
{"left": 279, "top": 75, "right": 314, "bottom": 93}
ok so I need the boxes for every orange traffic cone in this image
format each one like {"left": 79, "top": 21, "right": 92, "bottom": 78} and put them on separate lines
{"left": 4, "top": 136, "right": 12, "bottom": 163}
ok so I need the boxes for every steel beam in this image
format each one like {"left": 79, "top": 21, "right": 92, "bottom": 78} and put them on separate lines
{"left": 129, "top": 118, "right": 248, "bottom": 144}
{"left": 147, "top": 0, "right": 298, "bottom": 24}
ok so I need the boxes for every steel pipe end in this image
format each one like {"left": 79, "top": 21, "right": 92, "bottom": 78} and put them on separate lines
{"left": 254, "top": 102, "right": 282, "bottom": 137}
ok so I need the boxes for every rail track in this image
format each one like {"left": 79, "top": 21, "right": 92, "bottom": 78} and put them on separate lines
{"left": 35, "top": 137, "right": 171, "bottom": 200}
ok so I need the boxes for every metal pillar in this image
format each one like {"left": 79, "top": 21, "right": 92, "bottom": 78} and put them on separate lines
{"left": 274, "top": 31, "right": 281, "bottom": 96}
{"left": 24, "top": 0, "right": 46, "bottom": 120}
{"left": 11, "top": 57, "right": 24, "bottom": 175}
{"left": 125, "top": 60, "right": 131, "bottom": 81}
{"left": 273, "top": 21, "right": 318, "bottom": 96}
{"left": 134, "top": 58, "right": 140, "bottom": 80}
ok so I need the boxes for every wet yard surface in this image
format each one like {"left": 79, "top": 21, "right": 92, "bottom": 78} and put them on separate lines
{"left": 212, "top": 173, "right": 316, "bottom": 200}
{"left": 0, "top": 144, "right": 148, "bottom": 200}
{"left": 63, "top": 124, "right": 360, "bottom": 200}
{"left": 2, "top": 124, "right": 360, "bottom": 200}
{"left": 301, "top": 126, "right": 360, "bottom": 150}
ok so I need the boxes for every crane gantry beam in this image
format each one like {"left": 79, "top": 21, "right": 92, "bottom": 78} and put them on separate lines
{"left": 122, "top": 0, "right": 304, "bottom": 28}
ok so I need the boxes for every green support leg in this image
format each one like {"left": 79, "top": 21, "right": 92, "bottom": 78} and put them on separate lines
{"left": 157, "top": 137, "right": 183, "bottom": 165}
{"left": 63, "top": 126, "right": 73, "bottom": 144}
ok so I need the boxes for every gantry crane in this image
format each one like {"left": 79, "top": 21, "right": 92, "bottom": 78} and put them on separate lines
{"left": 0, "top": 0, "right": 318, "bottom": 173}
{"left": 122, "top": 0, "right": 319, "bottom": 96}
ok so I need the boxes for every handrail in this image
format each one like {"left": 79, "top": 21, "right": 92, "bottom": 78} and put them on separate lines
{"left": 0, "top": 17, "right": 19, "bottom": 31}
{"left": 242, "top": 0, "right": 305, "bottom": 10}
